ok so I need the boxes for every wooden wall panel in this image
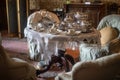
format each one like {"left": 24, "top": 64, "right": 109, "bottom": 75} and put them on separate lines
{"left": 6, "top": 0, "right": 27, "bottom": 38}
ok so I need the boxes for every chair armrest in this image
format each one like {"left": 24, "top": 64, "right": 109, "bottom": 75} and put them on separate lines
{"left": 72, "top": 61, "right": 98, "bottom": 80}
{"left": 7, "top": 58, "right": 30, "bottom": 76}
{"left": 8, "top": 61, "right": 29, "bottom": 70}
{"left": 55, "top": 72, "right": 72, "bottom": 80}
{"left": 107, "top": 38, "right": 120, "bottom": 53}
{"left": 8, "top": 58, "right": 29, "bottom": 70}
{"left": 7, "top": 58, "right": 34, "bottom": 79}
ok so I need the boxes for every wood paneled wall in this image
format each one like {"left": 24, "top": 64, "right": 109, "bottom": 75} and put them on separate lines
{"left": 29, "top": 0, "right": 120, "bottom": 11}
{"left": 101, "top": 0, "right": 120, "bottom": 4}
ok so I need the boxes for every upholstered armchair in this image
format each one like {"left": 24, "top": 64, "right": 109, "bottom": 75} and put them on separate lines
{"left": 24, "top": 10, "right": 60, "bottom": 61}
{"left": 97, "top": 14, "right": 120, "bottom": 53}
{"left": 79, "top": 14, "right": 120, "bottom": 61}
{"left": 0, "top": 44, "right": 36, "bottom": 80}
{"left": 55, "top": 53, "right": 120, "bottom": 80}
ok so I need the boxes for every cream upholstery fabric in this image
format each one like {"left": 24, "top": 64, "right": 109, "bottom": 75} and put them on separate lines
{"left": 97, "top": 14, "right": 120, "bottom": 33}
{"left": 55, "top": 53, "right": 120, "bottom": 80}
{"left": 27, "top": 10, "right": 60, "bottom": 31}
{"left": 25, "top": 10, "right": 60, "bottom": 61}
{"left": 99, "top": 26, "right": 119, "bottom": 45}
{"left": 97, "top": 14, "right": 120, "bottom": 53}
{"left": 0, "top": 45, "right": 36, "bottom": 80}
{"left": 31, "top": 11, "right": 60, "bottom": 24}
{"left": 79, "top": 14, "right": 120, "bottom": 62}
{"left": 108, "top": 38, "right": 120, "bottom": 53}
{"left": 79, "top": 43, "right": 108, "bottom": 61}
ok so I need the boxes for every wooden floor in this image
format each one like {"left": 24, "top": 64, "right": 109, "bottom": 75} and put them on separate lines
{"left": 0, "top": 30, "right": 18, "bottom": 38}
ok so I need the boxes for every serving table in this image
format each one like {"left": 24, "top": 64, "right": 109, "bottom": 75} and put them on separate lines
{"left": 24, "top": 27, "right": 100, "bottom": 75}
{"left": 64, "top": 3, "right": 106, "bottom": 28}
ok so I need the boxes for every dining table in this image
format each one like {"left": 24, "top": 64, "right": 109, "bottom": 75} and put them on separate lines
{"left": 24, "top": 26, "right": 101, "bottom": 75}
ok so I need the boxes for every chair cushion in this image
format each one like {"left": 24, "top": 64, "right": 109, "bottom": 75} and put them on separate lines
{"left": 99, "top": 26, "right": 119, "bottom": 45}
{"left": 79, "top": 43, "right": 108, "bottom": 61}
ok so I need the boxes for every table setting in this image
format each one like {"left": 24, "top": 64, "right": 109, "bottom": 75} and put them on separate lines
{"left": 24, "top": 10, "right": 101, "bottom": 75}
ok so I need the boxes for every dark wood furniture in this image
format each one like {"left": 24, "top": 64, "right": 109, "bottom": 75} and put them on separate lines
{"left": 64, "top": 3, "right": 106, "bottom": 28}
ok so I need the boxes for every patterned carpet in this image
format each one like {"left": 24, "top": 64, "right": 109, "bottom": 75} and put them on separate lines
{"left": 1, "top": 38, "right": 64, "bottom": 80}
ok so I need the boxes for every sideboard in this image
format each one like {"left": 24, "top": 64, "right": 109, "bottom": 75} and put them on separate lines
{"left": 64, "top": 3, "right": 106, "bottom": 28}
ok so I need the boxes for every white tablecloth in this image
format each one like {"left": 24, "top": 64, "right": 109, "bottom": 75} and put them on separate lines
{"left": 24, "top": 27, "right": 101, "bottom": 63}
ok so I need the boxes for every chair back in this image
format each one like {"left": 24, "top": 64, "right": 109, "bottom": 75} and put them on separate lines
{"left": 97, "top": 14, "right": 120, "bottom": 38}
{"left": 72, "top": 53, "right": 120, "bottom": 80}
